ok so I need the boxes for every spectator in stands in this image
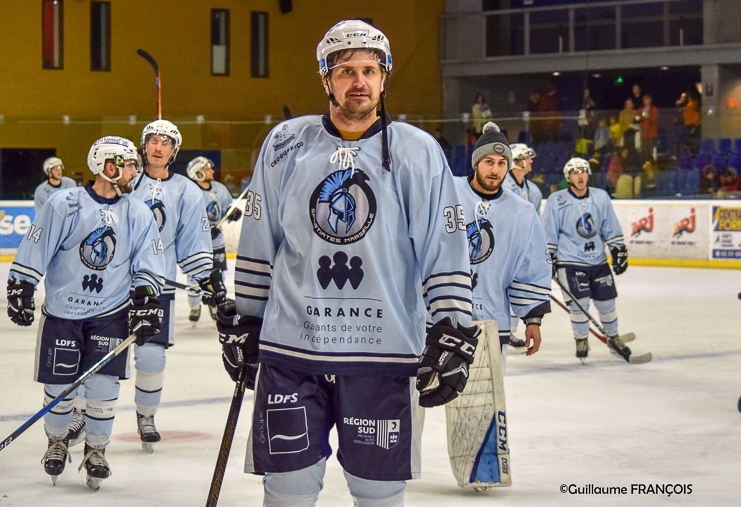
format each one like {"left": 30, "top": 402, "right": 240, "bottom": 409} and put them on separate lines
{"left": 606, "top": 147, "right": 629, "bottom": 194}
{"left": 579, "top": 88, "right": 597, "bottom": 138}
{"left": 433, "top": 127, "right": 451, "bottom": 158}
{"left": 593, "top": 117, "right": 611, "bottom": 155}
{"left": 608, "top": 115, "right": 622, "bottom": 148}
{"left": 527, "top": 89, "right": 542, "bottom": 143}
{"left": 472, "top": 93, "right": 492, "bottom": 139}
{"left": 699, "top": 165, "right": 718, "bottom": 196}
{"left": 720, "top": 167, "right": 739, "bottom": 192}
{"left": 629, "top": 83, "right": 644, "bottom": 110}
{"left": 676, "top": 86, "right": 701, "bottom": 154}
{"left": 619, "top": 98, "right": 640, "bottom": 153}
{"left": 638, "top": 94, "right": 659, "bottom": 164}
{"left": 538, "top": 83, "right": 561, "bottom": 142}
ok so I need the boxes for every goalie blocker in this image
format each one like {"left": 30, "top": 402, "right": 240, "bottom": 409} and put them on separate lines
{"left": 445, "top": 320, "right": 510, "bottom": 490}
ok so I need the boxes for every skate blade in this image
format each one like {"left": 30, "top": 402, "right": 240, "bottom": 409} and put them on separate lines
{"left": 86, "top": 474, "right": 103, "bottom": 491}
{"left": 579, "top": 358, "right": 586, "bottom": 365}
{"left": 507, "top": 345, "right": 527, "bottom": 355}
{"left": 50, "top": 474, "right": 60, "bottom": 486}
{"left": 620, "top": 332, "right": 636, "bottom": 343}
{"left": 142, "top": 441, "right": 155, "bottom": 453}
{"left": 68, "top": 432, "right": 85, "bottom": 448}
{"left": 628, "top": 352, "right": 652, "bottom": 364}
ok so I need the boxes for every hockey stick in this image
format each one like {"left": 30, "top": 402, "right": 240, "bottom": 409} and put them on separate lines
{"left": 137, "top": 49, "right": 161, "bottom": 120}
{"left": 205, "top": 365, "right": 248, "bottom": 507}
{"left": 0, "top": 333, "right": 137, "bottom": 452}
{"left": 552, "top": 276, "right": 651, "bottom": 364}
{"left": 550, "top": 294, "right": 635, "bottom": 344}
{"left": 213, "top": 185, "right": 250, "bottom": 230}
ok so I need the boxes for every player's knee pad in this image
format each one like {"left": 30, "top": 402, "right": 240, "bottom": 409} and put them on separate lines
{"left": 263, "top": 458, "right": 325, "bottom": 507}
{"left": 593, "top": 298, "right": 618, "bottom": 325}
{"left": 343, "top": 470, "right": 405, "bottom": 507}
{"left": 568, "top": 298, "right": 590, "bottom": 324}
{"left": 43, "top": 384, "right": 76, "bottom": 438}
{"left": 134, "top": 342, "right": 166, "bottom": 373}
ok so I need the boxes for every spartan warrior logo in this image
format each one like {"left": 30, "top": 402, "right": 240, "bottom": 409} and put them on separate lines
{"left": 206, "top": 200, "right": 221, "bottom": 222}
{"left": 79, "top": 227, "right": 117, "bottom": 270}
{"left": 576, "top": 213, "right": 598, "bottom": 239}
{"left": 466, "top": 219, "right": 494, "bottom": 264}
{"left": 309, "top": 169, "right": 377, "bottom": 244}
{"left": 273, "top": 124, "right": 296, "bottom": 151}
{"left": 145, "top": 198, "right": 166, "bottom": 232}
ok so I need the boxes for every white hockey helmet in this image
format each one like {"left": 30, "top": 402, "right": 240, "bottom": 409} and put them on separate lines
{"left": 316, "top": 20, "right": 392, "bottom": 75}
{"left": 510, "top": 143, "right": 536, "bottom": 164}
{"left": 186, "top": 156, "right": 214, "bottom": 182}
{"left": 140, "top": 119, "right": 182, "bottom": 163}
{"left": 87, "top": 136, "right": 137, "bottom": 196}
{"left": 43, "top": 156, "right": 64, "bottom": 175}
{"left": 563, "top": 157, "right": 592, "bottom": 179}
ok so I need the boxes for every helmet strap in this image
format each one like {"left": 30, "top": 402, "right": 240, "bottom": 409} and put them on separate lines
{"left": 380, "top": 90, "right": 390, "bottom": 172}
{"left": 100, "top": 162, "right": 124, "bottom": 196}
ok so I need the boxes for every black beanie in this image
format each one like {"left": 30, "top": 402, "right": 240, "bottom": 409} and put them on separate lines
{"left": 471, "top": 122, "right": 512, "bottom": 170}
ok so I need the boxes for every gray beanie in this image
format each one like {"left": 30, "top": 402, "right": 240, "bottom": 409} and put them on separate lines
{"left": 471, "top": 122, "right": 512, "bottom": 170}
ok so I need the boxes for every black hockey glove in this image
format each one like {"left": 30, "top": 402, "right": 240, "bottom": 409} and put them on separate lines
{"left": 198, "top": 269, "right": 228, "bottom": 308}
{"left": 129, "top": 286, "right": 163, "bottom": 345}
{"left": 548, "top": 249, "right": 558, "bottom": 278}
{"left": 7, "top": 279, "right": 35, "bottom": 327}
{"left": 216, "top": 302, "right": 262, "bottom": 388}
{"left": 611, "top": 245, "right": 628, "bottom": 275}
{"left": 417, "top": 317, "right": 480, "bottom": 408}
{"left": 227, "top": 207, "right": 242, "bottom": 222}
{"left": 210, "top": 225, "right": 220, "bottom": 240}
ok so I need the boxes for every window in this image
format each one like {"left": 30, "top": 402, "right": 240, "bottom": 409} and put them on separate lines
{"left": 251, "top": 12, "right": 269, "bottom": 78}
{"left": 90, "top": 2, "right": 111, "bottom": 71}
{"left": 211, "top": 9, "right": 230, "bottom": 75}
{"left": 42, "top": 0, "right": 63, "bottom": 69}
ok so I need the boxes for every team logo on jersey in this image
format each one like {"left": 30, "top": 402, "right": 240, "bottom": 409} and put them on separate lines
{"left": 79, "top": 227, "right": 117, "bottom": 271}
{"left": 272, "top": 124, "right": 296, "bottom": 151}
{"left": 206, "top": 201, "right": 221, "bottom": 222}
{"left": 317, "top": 252, "right": 364, "bottom": 289}
{"left": 309, "top": 169, "right": 377, "bottom": 244}
{"left": 576, "top": 213, "right": 598, "bottom": 239}
{"left": 81, "top": 274, "right": 104, "bottom": 293}
{"left": 466, "top": 219, "right": 494, "bottom": 264}
{"left": 145, "top": 198, "right": 166, "bottom": 232}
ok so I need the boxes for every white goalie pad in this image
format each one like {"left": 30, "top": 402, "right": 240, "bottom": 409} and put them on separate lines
{"left": 445, "top": 320, "right": 511, "bottom": 490}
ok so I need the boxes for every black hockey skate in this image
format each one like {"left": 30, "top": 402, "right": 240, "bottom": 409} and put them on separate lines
{"left": 67, "top": 408, "right": 86, "bottom": 447}
{"left": 189, "top": 305, "right": 201, "bottom": 323}
{"left": 508, "top": 334, "right": 527, "bottom": 354}
{"left": 42, "top": 437, "right": 71, "bottom": 485}
{"left": 78, "top": 444, "right": 110, "bottom": 491}
{"left": 737, "top": 395, "right": 741, "bottom": 414}
{"left": 137, "top": 412, "right": 161, "bottom": 453}
{"left": 575, "top": 338, "right": 589, "bottom": 364}
{"left": 607, "top": 336, "right": 652, "bottom": 364}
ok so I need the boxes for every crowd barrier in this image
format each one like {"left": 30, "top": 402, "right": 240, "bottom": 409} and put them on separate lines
{"left": 2, "top": 199, "right": 739, "bottom": 268}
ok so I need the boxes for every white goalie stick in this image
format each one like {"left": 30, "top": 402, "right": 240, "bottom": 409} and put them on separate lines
{"left": 213, "top": 185, "right": 250, "bottom": 230}
{"left": 552, "top": 275, "right": 651, "bottom": 364}
{"left": 445, "top": 320, "right": 511, "bottom": 491}
{"left": 137, "top": 49, "right": 162, "bottom": 119}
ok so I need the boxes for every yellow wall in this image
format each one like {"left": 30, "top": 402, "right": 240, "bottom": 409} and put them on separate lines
{"left": 0, "top": 0, "right": 445, "bottom": 184}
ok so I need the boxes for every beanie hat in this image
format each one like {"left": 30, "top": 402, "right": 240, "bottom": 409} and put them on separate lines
{"left": 471, "top": 122, "right": 512, "bottom": 170}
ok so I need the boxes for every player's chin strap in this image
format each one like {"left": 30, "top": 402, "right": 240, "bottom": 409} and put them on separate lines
{"left": 379, "top": 90, "right": 390, "bottom": 172}
{"left": 101, "top": 165, "right": 124, "bottom": 196}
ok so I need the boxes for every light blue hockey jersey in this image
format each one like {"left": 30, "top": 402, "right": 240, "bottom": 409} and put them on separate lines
{"left": 34, "top": 177, "right": 77, "bottom": 213}
{"left": 131, "top": 171, "right": 213, "bottom": 294}
{"left": 234, "top": 113, "right": 473, "bottom": 377}
{"left": 10, "top": 183, "right": 165, "bottom": 319}
{"left": 198, "top": 180, "right": 233, "bottom": 249}
{"left": 541, "top": 187, "right": 625, "bottom": 267}
{"left": 454, "top": 180, "right": 551, "bottom": 345}
{"left": 502, "top": 171, "right": 543, "bottom": 212}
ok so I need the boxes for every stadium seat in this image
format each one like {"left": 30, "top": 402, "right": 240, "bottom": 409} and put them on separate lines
{"left": 717, "top": 138, "right": 732, "bottom": 155}
{"left": 712, "top": 154, "right": 728, "bottom": 172}
{"left": 698, "top": 138, "right": 714, "bottom": 155}
{"left": 732, "top": 138, "right": 741, "bottom": 155}
{"left": 729, "top": 153, "right": 741, "bottom": 172}
{"left": 680, "top": 168, "right": 700, "bottom": 196}
{"left": 694, "top": 152, "right": 711, "bottom": 169}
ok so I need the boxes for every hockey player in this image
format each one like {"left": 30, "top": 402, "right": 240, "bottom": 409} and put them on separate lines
{"left": 541, "top": 157, "right": 630, "bottom": 362}
{"left": 7, "top": 136, "right": 165, "bottom": 489}
{"left": 502, "top": 142, "right": 544, "bottom": 350}
{"left": 217, "top": 19, "right": 475, "bottom": 506}
{"left": 185, "top": 156, "right": 241, "bottom": 322}
{"left": 129, "top": 120, "right": 213, "bottom": 451}
{"left": 34, "top": 156, "right": 77, "bottom": 213}
{"left": 455, "top": 123, "right": 551, "bottom": 366}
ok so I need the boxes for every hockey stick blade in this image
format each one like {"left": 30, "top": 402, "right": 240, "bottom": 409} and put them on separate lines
{"left": 0, "top": 333, "right": 137, "bottom": 452}
{"left": 628, "top": 352, "right": 652, "bottom": 364}
{"left": 205, "top": 365, "right": 249, "bottom": 507}
{"left": 136, "top": 49, "right": 159, "bottom": 74}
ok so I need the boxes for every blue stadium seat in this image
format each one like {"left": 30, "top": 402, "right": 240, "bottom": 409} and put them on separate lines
{"left": 729, "top": 154, "right": 741, "bottom": 172}
{"left": 698, "top": 138, "right": 714, "bottom": 155}
{"left": 733, "top": 138, "right": 741, "bottom": 155}
{"left": 680, "top": 168, "right": 701, "bottom": 196}
{"left": 717, "top": 138, "right": 732, "bottom": 155}
{"left": 712, "top": 154, "right": 728, "bottom": 172}
{"left": 694, "top": 152, "right": 711, "bottom": 169}
{"left": 677, "top": 154, "right": 693, "bottom": 171}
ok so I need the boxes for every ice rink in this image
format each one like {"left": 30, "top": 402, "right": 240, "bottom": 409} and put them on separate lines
{"left": 0, "top": 261, "right": 739, "bottom": 506}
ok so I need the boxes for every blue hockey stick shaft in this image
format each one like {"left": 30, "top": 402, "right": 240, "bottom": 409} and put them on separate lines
{"left": 0, "top": 333, "right": 137, "bottom": 452}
